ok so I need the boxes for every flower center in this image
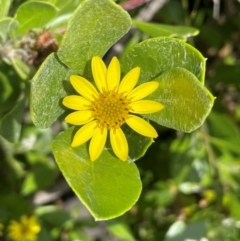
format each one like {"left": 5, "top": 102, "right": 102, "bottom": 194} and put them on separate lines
{"left": 20, "top": 225, "right": 29, "bottom": 236}
{"left": 90, "top": 90, "right": 131, "bottom": 129}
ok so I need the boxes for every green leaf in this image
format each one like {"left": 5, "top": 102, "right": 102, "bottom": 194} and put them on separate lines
{"left": 0, "top": 193, "right": 30, "bottom": 222}
{"left": 0, "top": 0, "right": 12, "bottom": 19}
{"left": 0, "top": 70, "right": 13, "bottom": 115}
{"left": 145, "top": 181, "right": 176, "bottom": 206}
{"left": 164, "top": 220, "right": 186, "bottom": 241}
{"left": 30, "top": 53, "right": 70, "bottom": 128}
{"left": 121, "top": 37, "right": 206, "bottom": 83}
{"left": 133, "top": 20, "right": 199, "bottom": 38}
{"left": 209, "top": 137, "right": 240, "bottom": 155}
{"left": 0, "top": 97, "right": 25, "bottom": 143}
{"left": 146, "top": 67, "right": 214, "bottom": 132}
{"left": 21, "top": 162, "right": 56, "bottom": 195}
{"left": 58, "top": 0, "right": 131, "bottom": 76}
{"left": 218, "top": 153, "right": 240, "bottom": 190}
{"left": 207, "top": 112, "right": 240, "bottom": 154}
{"left": 0, "top": 63, "right": 22, "bottom": 116}
{"left": 208, "top": 111, "right": 240, "bottom": 139}
{"left": 16, "top": 126, "right": 53, "bottom": 154}
{"left": 0, "top": 18, "right": 14, "bottom": 42}
{"left": 170, "top": 132, "right": 211, "bottom": 185}
{"left": 107, "top": 219, "right": 135, "bottom": 241}
{"left": 53, "top": 0, "right": 83, "bottom": 14}
{"left": 164, "top": 220, "right": 206, "bottom": 241}
{"left": 52, "top": 127, "right": 142, "bottom": 220}
{"left": 223, "top": 192, "right": 240, "bottom": 218}
{"left": 35, "top": 205, "right": 70, "bottom": 227}
{"left": 8, "top": 18, "right": 19, "bottom": 41}
{"left": 48, "top": 13, "right": 72, "bottom": 30}
{"left": 15, "top": 1, "right": 58, "bottom": 34}
{"left": 48, "top": 0, "right": 84, "bottom": 30}
{"left": 12, "top": 58, "right": 32, "bottom": 80}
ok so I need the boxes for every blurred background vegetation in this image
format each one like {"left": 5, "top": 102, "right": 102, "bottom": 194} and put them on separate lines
{"left": 1, "top": 0, "right": 240, "bottom": 240}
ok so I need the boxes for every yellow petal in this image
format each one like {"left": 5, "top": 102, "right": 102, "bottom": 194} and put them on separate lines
{"left": 130, "top": 100, "right": 164, "bottom": 114}
{"left": 31, "top": 225, "right": 41, "bottom": 233}
{"left": 28, "top": 216, "right": 38, "bottom": 226}
{"left": 126, "top": 115, "right": 158, "bottom": 138}
{"left": 91, "top": 56, "right": 107, "bottom": 92}
{"left": 127, "top": 81, "right": 159, "bottom": 102}
{"left": 27, "top": 233, "right": 37, "bottom": 241}
{"left": 70, "top": 75, "right": 99, "bottom": 101}
{"left": 8, "top": 221, "right": 18, "bottom": 228}
{"left": 62, "top": 95, "right": 92, "bottom": 110}
{"left": 65, "top": 110, "right": 93, "bottom": 125}
{"left": 110, "top": 128, "right": 128, "bottom": 161}
{"left": 118, "top": 67, "right": 140, "bottom": 95}
{"left": 72, "top": 121, "right": 97, "bottom": 147}
{"left": 21, "top": 215, "right": 28, "bottom": 225}
{"left": 107, "top": 56, "right": 120, "bottom": 91}
{"left": 28, "top": 216, "right": 40, "bottom": 233}
{"left": 89, "top": 127, "right": 107, "bottom": 161}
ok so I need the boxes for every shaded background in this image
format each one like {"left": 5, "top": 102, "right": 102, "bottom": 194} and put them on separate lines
{"left": 1, "top": 0, "right": 240, "bottom": 240}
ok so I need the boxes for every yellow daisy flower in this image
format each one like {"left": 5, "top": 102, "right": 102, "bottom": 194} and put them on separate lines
{"left": 8, "top": 215, "right": 40, "bottom": 241}
{"left": 63, "top": 56, "right": 164, "bottom": 161}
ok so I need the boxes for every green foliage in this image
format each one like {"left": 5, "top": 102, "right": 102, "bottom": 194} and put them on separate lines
{"left": 30, "top": 53, "right": 70, "bottom": 128}
{"left": 147, "top": 67, "right": 214, "bottom": 132}
{"left": 133, "top": 20, "right": 199, "bottom": 38}
{"left": 164, "top": 220, "right": 206, "bottom": 241}
{"left": 21, "top": 162, "right": 56, "bottom": 195}
{"left": 0, "top": 0, "right": 12, "bottom": 19}
{"left": 52, "top": 127, "right": 142, "bottom": 220}
{"left": 107, "top": 219, "right": 135, "bottom": 241}
{"left": 35, "top": 205, "right": 70, "bottom": 227}
{"left": 121, "top": 37, "right": 206, "bottom": 83}
{"left": 15, "top": 1, "right": 58, "bottom": 34}
{"left": 28, "top": 0, "right": 213, "bottom": 220}
{"left": 1, "top": 0, "right": 240, "bottom": 239}
{"left": 58, "top": 0, "right": 132, "bottom": 74}
{"left": 0, "top": 18, "right": 14, "bottom": 42}
{"left": 0, "top": 97, "right": 25, "bottom": 142}
{"left": 0, "top": 67, "right": 20, "bottom": 115}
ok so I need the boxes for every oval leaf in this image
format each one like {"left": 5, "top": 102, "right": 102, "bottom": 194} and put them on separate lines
{"left": 121, "top": 37, "right": 206, "bottom": 83}
{"left": 57, "top": 0, "right": 131, "bottom": 76}
{"left": 52, "top": 127, "right": 142, "bottom": 220}
{"left": 0, "top": 65, "right": 21, "bottom": 115}
{"left": 0, "top": 18, "right": 13, "bottom": 41}
{"left": 133, "top": 20, "right": 199, "bottom": 38}
{"left": 30, "top": 53, "right": 70, "bottom": 128}
{"left": 12, "top": 58, "right": 31, "bottom": 80}
{"left": 0, "top": 0, "right": 12, "bottom": 19}
{"left": 146, "top": 67, "right": 214, "bottom": 132}
{"left": 15, "top": 1, "right": 58, "bottom": 34}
